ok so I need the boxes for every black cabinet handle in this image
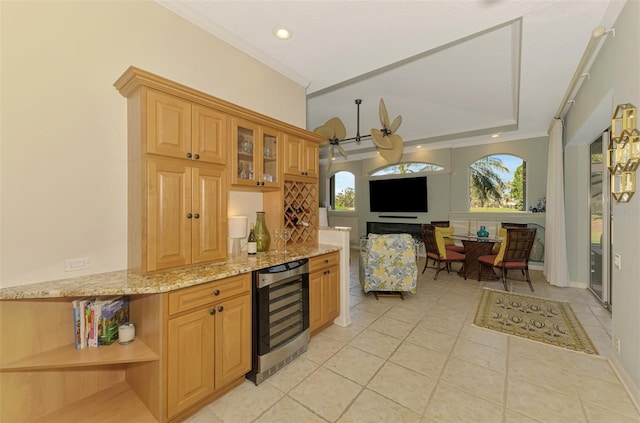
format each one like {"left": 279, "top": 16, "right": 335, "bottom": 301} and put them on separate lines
{"left": 187, "top": 213, "right": 193, "bottom": 219}
{"left": 256, "top": 181, "right": 260, "bottom": 186}
{"left": 210, "top": 309, "right": 216, "bottom": 315}
{"left": 186, "top": 152, "right": 192, "bottom": 159}
{"left": 194, "top": 213, "right": 200, "bottom": 219}
{"left": 218, "top": 305, "right": 224, "bottom": 312}
{"left": 194, "top": 153, "right": 200, "bottom": 160}
{"left": 213, "top": 289, "right": 220, "bottom": 296}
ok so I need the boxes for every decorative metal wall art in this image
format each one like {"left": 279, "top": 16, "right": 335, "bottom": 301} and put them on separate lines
{"left": 607, "top": 103, "right": 639, "bottom": 202}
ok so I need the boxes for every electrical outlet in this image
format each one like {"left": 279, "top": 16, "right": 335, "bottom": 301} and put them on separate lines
{"left": 614, "top": 254, "right": 621, "bottom": 270}
{"left": 64, "top": 257, "right": 90, "bottom": 272}
{"left": 615, "top": 336, "right": 621, "bottom": 354}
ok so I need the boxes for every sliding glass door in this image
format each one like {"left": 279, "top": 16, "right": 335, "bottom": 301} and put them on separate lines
{"left": 589, "top": 132, "right": 611, "bottom": 310}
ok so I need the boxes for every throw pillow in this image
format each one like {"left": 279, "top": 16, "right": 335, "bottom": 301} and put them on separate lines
{"left": 494, "top": 228, "right": 508, "bottom": 265}
{"left": 434, "top": 227, "right": 449, "bottom": 259}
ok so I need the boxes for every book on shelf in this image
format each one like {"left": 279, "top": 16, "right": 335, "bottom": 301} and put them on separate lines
{"left": 74, "top": 296, "right": 130, "bottom": 348}
{"left": 90, "top": 296, "right": 122, "bottom": 347}
{"left": 98, "top": 296, "right": 130, "bottom": 346}
{"left": 72, "top": 297, "right": 92, "bottom": 349}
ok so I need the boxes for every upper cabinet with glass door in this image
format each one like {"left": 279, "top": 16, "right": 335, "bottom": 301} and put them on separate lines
{"left": 230, "top": 117, "right": 281, "bottom": 190}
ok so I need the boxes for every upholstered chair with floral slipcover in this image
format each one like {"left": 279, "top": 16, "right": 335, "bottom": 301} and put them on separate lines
{"left": 359, "top": 233, "right": 418, "bottom": 299}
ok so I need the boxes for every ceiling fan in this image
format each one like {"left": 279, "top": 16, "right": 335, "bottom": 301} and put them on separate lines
{"left": 313, "top": 98, "right": 405, "bottom": 166}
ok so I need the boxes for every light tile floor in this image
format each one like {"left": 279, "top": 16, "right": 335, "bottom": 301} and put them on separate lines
{"left": 187, "top": 250, "right": 640, "bottom": 423}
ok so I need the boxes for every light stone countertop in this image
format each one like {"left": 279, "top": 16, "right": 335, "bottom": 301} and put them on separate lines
{"left": 0, "top": 245, "right": 340, "bottom": 300}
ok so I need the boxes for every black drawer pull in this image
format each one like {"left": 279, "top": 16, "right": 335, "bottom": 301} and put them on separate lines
{"left": 218, "top": 305, "right": 224, "bottom": 312}
{"left": 213, "top": 289, "right": 220, "bottom": 296}
{"left": 210, "top": 309, "right": 216, "bottom": 315}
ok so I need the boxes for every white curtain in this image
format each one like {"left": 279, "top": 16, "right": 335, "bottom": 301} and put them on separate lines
{"left": 544, "top": 119, "right": 570, "bottom": 287}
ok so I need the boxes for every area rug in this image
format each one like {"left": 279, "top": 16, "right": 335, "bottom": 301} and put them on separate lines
{"left": 473, "top": 288, "right": 598, "bottom": 355}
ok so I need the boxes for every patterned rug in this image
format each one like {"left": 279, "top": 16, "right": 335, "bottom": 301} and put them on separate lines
{"left": 473, "top": 288, "right": 598, "bottom": 355}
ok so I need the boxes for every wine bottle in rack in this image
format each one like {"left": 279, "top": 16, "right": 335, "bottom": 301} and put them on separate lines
{"left": 284, "top": 206, "right": 299, "bottom": 226}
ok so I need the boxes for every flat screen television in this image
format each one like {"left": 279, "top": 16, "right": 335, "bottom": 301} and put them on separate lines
{"left": 369, "top": 176, "right": 428, "bottom": 212}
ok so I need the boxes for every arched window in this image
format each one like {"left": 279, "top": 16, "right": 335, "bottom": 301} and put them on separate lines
{"left": 371, "top": 162, "right": 443, "bottom": 176}
{"left": 469, "top": 154, "right": 526, "bottom": 211}
{"left": 329, "top": 170, "right": 355, "bottom": 211}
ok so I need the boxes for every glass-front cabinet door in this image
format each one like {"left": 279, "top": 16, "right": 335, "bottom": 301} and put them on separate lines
{"left": 231, "top": 118, "right": 280, "bottom": 189}
{"left": 260, "top": 125, "right": 280, "bottom": 188}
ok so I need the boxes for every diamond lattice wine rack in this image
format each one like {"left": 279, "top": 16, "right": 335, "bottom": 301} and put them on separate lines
{"left": 283, "top": 180, "right": 318, "bottom": 244}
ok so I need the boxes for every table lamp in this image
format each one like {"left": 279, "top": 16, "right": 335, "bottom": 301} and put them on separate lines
{"left": 228, "top": 216, "right": 248, "bottom": 255}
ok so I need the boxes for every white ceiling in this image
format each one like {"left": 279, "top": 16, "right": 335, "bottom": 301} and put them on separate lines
{"left": 158, "top": 0, "right": 625, "bottom": 161}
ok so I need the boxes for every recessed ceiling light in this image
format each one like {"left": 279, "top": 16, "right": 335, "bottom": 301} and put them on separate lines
{"left": 416, "top": 145, "right": 422, "bottom": 149}
{"left": 491, "top": 133, "right": 500, "bottom": 138}
{"left": 274, "top": 28, "right": 291, "bottom": 40}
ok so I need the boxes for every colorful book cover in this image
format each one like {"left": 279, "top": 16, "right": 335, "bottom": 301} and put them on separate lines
{"left": 89, "top": 296, "right": 119, "bottom": 347}
{"left": 99, "top": 296, "right": 130, "bottom": 346}
{"left": 78, "top": 298, "right": 91, "bottom": 349}
{"left": 72, "top": 300, "right": 82, "bottom": 350}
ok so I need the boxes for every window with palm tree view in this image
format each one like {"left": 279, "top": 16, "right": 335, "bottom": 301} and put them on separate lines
{"left": 330, "top": 171, "right": 355, "bottom": 210}
{"left": 470, "top": 154, "right": 526, "bottom": 211}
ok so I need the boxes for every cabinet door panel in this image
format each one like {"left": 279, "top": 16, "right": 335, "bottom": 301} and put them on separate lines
{"left": 303, "top": 141, "right": 319, "bottom": 178}
{"left": 147, "top": 160, "right": 191, "bottom": 271}
{"left": 146, "top": 90, "right": 191, "bottom": 159}
{"left": 231, "top": 117, "right": 260, "bottom": 187}
{"left": 325, "top": 266, "right": 340, "bottom": 322}
{"left": 308, "top": 271, "right": 323, "bottom": 334}
{"left": 167, "top": 308, "right": 215, "bottom": 418}
{"left": 192, "top": 105, "right": 227, "bottom": 165}
{"left": 192, "top": 166, "right": 227, "bottom": 264}
{"left": 284, "top": 136, "right": 304, "bottom": 175}
{"left": 260, "top": 125, "right": 280, "bottom": 187}
{"left": 214, "top": 293, "right": 252, "bottom": 388}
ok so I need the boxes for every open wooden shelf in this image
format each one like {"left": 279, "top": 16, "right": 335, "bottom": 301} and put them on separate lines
{"left": 1, "top": 339, "right": 159, "bottom": 372}
{"left": 35, "top": 381, "right": 158, "bottom": 423}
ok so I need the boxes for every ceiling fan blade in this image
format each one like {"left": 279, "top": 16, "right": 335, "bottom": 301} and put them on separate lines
{"left": 379, "top": 134, "right": 403, "bottom": 164}
{"left": 379, "top": 98, "right": 390, "bottom": 129}
{"left": 325, "top": 117, "right": 347, "bottom": 140}
{"left": 371, "top": 128, "right": 393, "bottom": 149}
{"left": 337, "top": 143, "right": 348, "bottom": 159}
{"left": 390, "top": 115, "right": 402, "bottom": 134}
{"left": 313, "top": 125, "right": 335, "bottom": 147}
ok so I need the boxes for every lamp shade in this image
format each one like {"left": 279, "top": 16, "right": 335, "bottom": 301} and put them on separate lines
{"left": 229, "top": 216, "right": 248, "bottom": 239}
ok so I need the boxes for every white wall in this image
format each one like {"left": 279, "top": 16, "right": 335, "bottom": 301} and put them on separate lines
{"left": 564, "top": 0, "right": 640, "bottom": 398}
{"left": 0, "top": 1, "right": 306, "bottom": 287}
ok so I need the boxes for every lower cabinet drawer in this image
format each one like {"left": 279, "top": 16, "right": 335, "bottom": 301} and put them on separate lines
{"left": 168, "top": 273, "right": 251, "bottom": 316}
{"left": 308, "top": 251, "right": 339, "bottom": 273}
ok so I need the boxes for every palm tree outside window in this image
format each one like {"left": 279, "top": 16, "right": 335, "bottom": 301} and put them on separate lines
{"left": 469, "top": 154, "right": 526, "bottom": 211}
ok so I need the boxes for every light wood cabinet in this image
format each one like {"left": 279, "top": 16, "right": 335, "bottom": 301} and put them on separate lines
{"left": 118, "top": 83, "right": 228, "bottom": 275}
{"left": 0, "top": 296, "right": 162, "bottom": 422}
{"left": 146, "top": 159, "right": 227, "bottom": 272}
{"left": 146, "top": 89, "right": 227, "bottom": 165}
{"left": 230, "top": 117, "right": 281, "bottom": 190}
{"left": 308, "top": 252, "right": 340, "bottom": 335}
{"left": 165, "top": 274, "right": 252, "bottom": 420}
{"left": 283, "top": 133, "right": 319, "bottom": 179}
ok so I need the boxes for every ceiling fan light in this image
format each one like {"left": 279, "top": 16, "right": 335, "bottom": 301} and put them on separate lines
{"left": 274, "top": 28, "right": 291, "bottom": 40}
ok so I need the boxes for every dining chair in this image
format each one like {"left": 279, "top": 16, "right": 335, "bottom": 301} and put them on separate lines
{"left": 477, "top": 227, "right": 537, "bottom": 291}
{"left": 430, "top": 221, "right": 465, "bottom": 254}
{"left": 492, "top": 222, "right": 529, "bottom": 254}
{"left": 421, "top": 224, "right": 465, "bottom": 280}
